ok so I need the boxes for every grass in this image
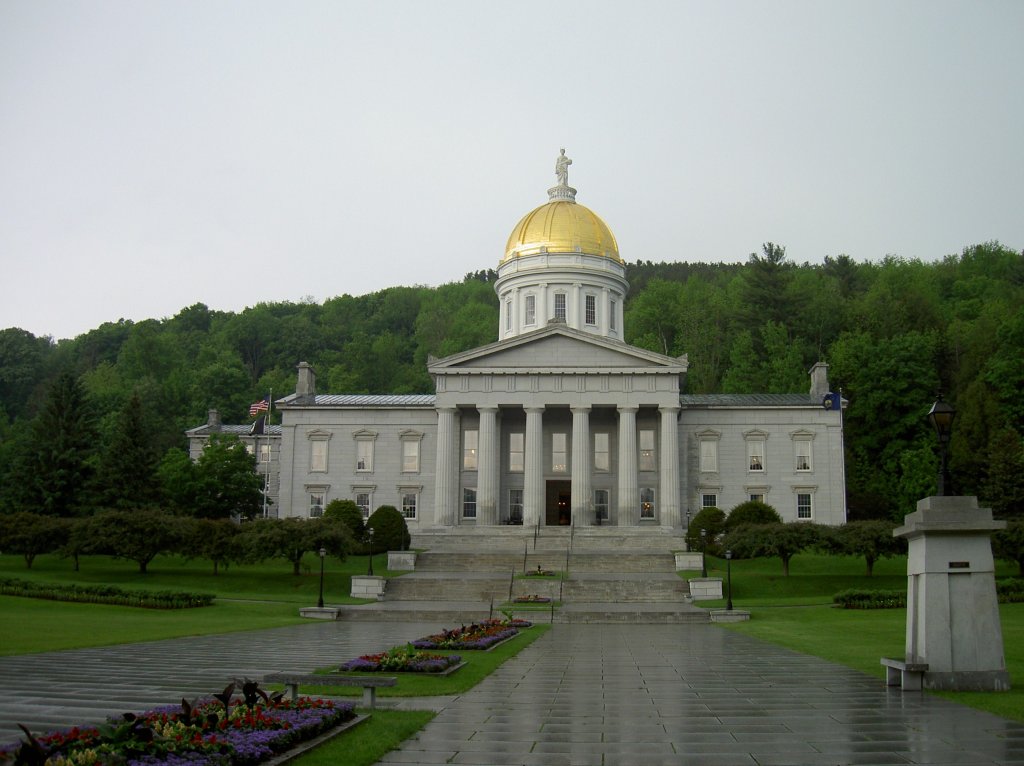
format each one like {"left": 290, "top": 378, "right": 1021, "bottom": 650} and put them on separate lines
{"left": 290, "top": 710, "right": 435, "bottom": 766}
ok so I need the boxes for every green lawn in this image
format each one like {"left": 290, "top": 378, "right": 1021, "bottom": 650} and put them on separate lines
{"left": 290, "top": 710, "right": 436, "bottom": 766}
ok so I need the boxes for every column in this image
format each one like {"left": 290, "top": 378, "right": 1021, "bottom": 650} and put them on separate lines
{"left": 617, "top": 405, "right": 638, "bottom": 526}
{"left": 570, "top": 282, "right": 582, "bottom": 329}
{"left": 511, "top": 287, "right": 520, "bottom": 337}
{"left": 538, "top": 283, "right": 548, "bottom": 323}
{"left": 434, "top": 407, "right": 458, "bottom": 526}
{"left": 659, "top": 406, "right": 681, "bottom": 528}
{"left": 524, "top": 406, "right": 544, "bottom": 529}
{"left": 571, "top": 405, "right": 591, "bottom": 527}
{"left": 600, "top": 287, "right": 610, "bottom": 337}
{"left": 477, "top": 406, "right": 500, "bottom": 525}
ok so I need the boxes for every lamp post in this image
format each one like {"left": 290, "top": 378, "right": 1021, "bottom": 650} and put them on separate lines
{"left": 928, "top": 393, "right": 956, "bottom": 497}
{"left": 317, "top": 546, "right": 326, "bottom": 609}
{"left": 366, "top": 528, "right": 375, "bottom": 576}
{"left": 725, "top": 550, "right": 733, "bottom": 611}
{"left": 700, "top": 528, "right": 707, "bottom": 578}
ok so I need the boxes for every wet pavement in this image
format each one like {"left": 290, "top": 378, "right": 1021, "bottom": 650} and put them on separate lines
{"left": 2, "top": 621, "right": 1022, "bottom": 765}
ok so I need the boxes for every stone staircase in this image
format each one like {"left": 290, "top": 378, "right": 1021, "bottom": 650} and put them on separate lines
{"left": 355, "top": 527, "right": 710, "bottom": 624}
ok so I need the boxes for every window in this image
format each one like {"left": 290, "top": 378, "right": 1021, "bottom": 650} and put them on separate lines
{"left": 595, "top": 489, "right": 609, "bottom": 521}
{"left": 794, "top": 438, "right": 813, "bottom": 472}
{"left": 585, "top": 294, "right": 596, "bottom": 325}
{"left": 525, "top": 294, "right": 536, "bottom": 325}
{"left": 594, "top": 433, "right": 610, "bottom": 472}
{"left": 260, "top": 443, "right": 272, "bottom": 463}
{"left": 309, "top": 490, "right": 325, "bottom": 518}
{"left": 509, "top": 489, "right": 523, "bottom": 524}
{"left": 355, "top": 491, "right": 372, "bottom": 519}
{"left": 356, "top": 440, "right": 372, "bottom": 472}
{"left": 310, "top": 439, "right": 328, "bottom": 472}
{"left": 509, "top": 433, "right": 524, "bottom": 472}
{"left": 505, "top": 299, "right": 512, "bottom": 331}
{"left": 463, "top": 429, "right": 478, "bottom": 470}
{"left": 640, "top": 487, "right": 656, "bottom": 519}
{"left": 639, "top": 429, "right": 656, "bottom": 471}
{"left": 702, "top": 493, "right": 718, "bottom": 509}
{"left": 554, "top": 292, "right": 566, "bottom": 321}
{"left": 401, "top": 435, "right": 421, "bottom": 473}
{"left": 552, "top": 433, "right": 568, "bottom": 472}
{"left": 797, "top": 493, "right": 813, "bottom": 520}
{"left": 699, "top": 437, "right": 719, "bottom": 473}
{"left": 748, "top": 439, "right": 765, "bottom": 472}
{"left": 463, "top": 487, "right": 477, "bottom": 518}
{"left": 750, "top": 493, "right": 765, "bottom": 503}
{"left": 401, "top": 491, "right": 418, "bottom": 520}
{"left": 610, "top": 300, "right": 617, "bottom": 331}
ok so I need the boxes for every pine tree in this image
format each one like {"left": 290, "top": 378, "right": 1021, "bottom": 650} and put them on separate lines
{"left": 96, "top": 392, "right": 161, "bottom": 509}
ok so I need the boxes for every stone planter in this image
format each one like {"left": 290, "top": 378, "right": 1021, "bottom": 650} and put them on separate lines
{"left": 387, "top": 550, "right": 417, "bottom": 571}
{"left": 350, "top": 575, "right": 387, "bottom": 600}
{"left": 688, "top": 577, "right": 723, "bottom": 601}
{"left": 674, "top": 552, "right": 703, "bottom": 571}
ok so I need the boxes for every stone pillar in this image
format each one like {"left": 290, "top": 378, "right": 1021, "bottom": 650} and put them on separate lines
{"left": 600, "top": 287, "right": 610, "bottom": 336}
{"left": 477, "top": 406, "right": 500, "bottom": 525}
{"left": 524, "top": 406, "right": 544, "bottom": 529}
{"left": 570, "top": 282, "right": 582, "bottom": 329}
{"left": 895, "top": 496, "right": 1009, "bottom": 690}
{"left": 538, "top": 283, "right": 548, "bottom": 323}
{"left": 617, "top": 405, "right": 638, "bottom": 526}
{"left": 511, "top": 287, "right": 520, "bottom": 337}
{"left": 659, "top": 406, "right": 681, "bottom": 528}
{"left": 571, "top": 405, "right": 591, "bottom": 527}
{"left": 434, "top": 407, "right": 458, "bottom": 526}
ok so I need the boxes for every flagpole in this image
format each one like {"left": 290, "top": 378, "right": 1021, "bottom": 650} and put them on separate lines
{"left": 264, "top": 389, "right": 273, "bottom": 518}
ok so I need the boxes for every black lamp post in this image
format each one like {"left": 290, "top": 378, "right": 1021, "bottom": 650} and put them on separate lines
{"left": 317, "top": 546, "right": 326, "bottom": 609}
{"left": 928, "top": 393, "right": 956, "bottom": 497}
{"left": 366, "top": 527, "right": 375, "bottom": 576}
{"left": 700, "top": 528, "right": 708, "bottom": 578}
{"left": 725, "top": 549, "right": 733, "bottom": 611}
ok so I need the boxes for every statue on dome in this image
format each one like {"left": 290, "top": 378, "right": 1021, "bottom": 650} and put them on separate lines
{"left": 555, "top": 148, "right": 572, "bottom": 186}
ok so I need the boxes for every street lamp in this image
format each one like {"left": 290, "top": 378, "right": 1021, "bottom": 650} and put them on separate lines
{"left": 928, "top": 393, "right": 956, "bottom": 497}
{"left": 366, "top": 527, "right": 375, "bottom": 576}
{"left": 317, "top": 546, "right": 326, "bottom": 609}
{"left": 725, "top": 550, "right": 733, "bottom": 611}
{"left": 700, "top": 528, "right": 707, "bottom": 578}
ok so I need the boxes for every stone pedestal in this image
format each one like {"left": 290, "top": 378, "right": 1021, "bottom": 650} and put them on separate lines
{"left": 387, "top": 551, "right": 417, "bottom": 571}
{"left": 895, "top": 496, "right": 1010, "bottom": 691}
{"left": 688, "top": 577, "right": 723, "bottom": 601}
{"left": 350, "top": 575, "right": 387, "bottom": 601}
{"left": 674, "top": 552, "right": 703, "bottom": 571}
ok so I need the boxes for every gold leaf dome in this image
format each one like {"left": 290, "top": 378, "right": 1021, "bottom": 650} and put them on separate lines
{"left": 503, "top": 198, "right": 621, "bottom": 263}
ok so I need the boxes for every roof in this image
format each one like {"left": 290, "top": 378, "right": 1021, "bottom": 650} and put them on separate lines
{"left": 279, "top": 393, "right": 436, "bottom": 408}
{"left": 185, "top": 424, "right": 283, "bottom": 437}
{"left": 679, "top": 393, "right": 818, "bottom": 407}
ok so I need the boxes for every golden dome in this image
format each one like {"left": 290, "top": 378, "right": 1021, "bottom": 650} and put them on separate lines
{"left": 503, "top": 198, "right": 621, "bottom": 263}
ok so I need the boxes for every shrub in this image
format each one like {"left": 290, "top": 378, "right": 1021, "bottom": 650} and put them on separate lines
{"left": 833, "top": 588, "right": 906, "bottom": 609}
{"left": 0, "top": 577, "right": 214, "bottom": 608}
{"left": 998, "top": 578, "right": 1024, "bottom": 603}
{"left": 686, "top": 507, "right": 725, "bottom": 554}
{"left": 324, "top": 498, "right": 365, "bottom": 539}
{"left": 367, "top": 505, "right": 411, "bottom": 553}
{"left": 724, "top": 501, "right": 782, "bottom": 531}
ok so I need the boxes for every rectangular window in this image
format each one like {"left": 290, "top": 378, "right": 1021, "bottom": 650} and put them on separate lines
{"left": 748, "top": 440, "right": 765, "bottom": 472}
{"left": 750, "top": 493, "right": 764, "bottom": 503}
{"left": 356, "top": 440, "right": 372, "bottom": 472}
{"left": 640, "top": 487, "right": 656, "bottom": 519}
{"left": 585, "top": 294, "right": 596, "bottom": 325}
{"left": 639, "top": 429, "right": 656, "bottom": 471}
{"left": 463, "top": 429, "right": 478, "bottom": 470}
{"left": 594, "top": 433, "right": 610, "bottom": 472}
{"left": 795, "top": 441, "right": 812, "bottom": 471}
{"left": 402, "top": 492, "right": 417, "bottom": 520}
{"left": 310, "top": 440, "right": 328, "bottom": 472}
{"left": 355, "top": 492, "right": 371, "bottom": 519}
{"left": 552, "top": 433, "right": 568, "bottom": 472}
{"left": 610, "top": 300, "right": 617, "bottom": 331}
{"left": 309, "top": 491, "right": 325, "bottom": 518}
{"left": 260, "top": 443, "right": 272, "bottom": 463}
{"left": 554, "top": 292, "right": 566, "bottom": 322}
{"left": 525, "top": 295, "right": 536, "bottom": 325}
{"left": 509, "top": 432, "right": 524, "bottom": 472}
{"left": 595, "top": 488, "right": 610, "bottom": 521}
{"left": 463, "top": 487, "right": 477, "bottom": 518}
{"left": 402, "top": 440, "right": 419, "bottom": 473}
{"left": 699, "top": 440, "right": 718, "bottom": 473}
{"left": 509, "top": 488, "right": 523, "bottom": 524}
{"left": 797, "top": 493, "right": 813, "bottom": 519}
{"left": 702, "top": 493, "right": 718, "bottom": 509}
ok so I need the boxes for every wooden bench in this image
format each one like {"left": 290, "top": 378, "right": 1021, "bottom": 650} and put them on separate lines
{"left": 263, "top": 672, "right": 397, "bottom": 709}
{"left": 881, "top": 658, "right": 928, "bottom": 691}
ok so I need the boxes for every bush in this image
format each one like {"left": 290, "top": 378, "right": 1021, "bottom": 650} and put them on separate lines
{"left": 0, "top": 577, "right": 214, "bottom": 608}
{"left": 725, "top": 501, "right": 782, "bottom": 531}
{"left": 998, "top": 578, "right": 1024, "bottom": 603}
{"left": 833, "top": 588, "right": 906, "bottom": 609}
{"left": 686, "top": 507, "right": 725, "bottom": 553}
{"left": 367, "top": 505, "right": 411, "bottom": 553}
{"left": 324, "top": 499, "right": 365, "bottom": 539}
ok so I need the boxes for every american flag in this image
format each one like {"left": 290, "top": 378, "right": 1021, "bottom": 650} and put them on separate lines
{"left": 249, "top": 397, "right": 270, "bottom": 416}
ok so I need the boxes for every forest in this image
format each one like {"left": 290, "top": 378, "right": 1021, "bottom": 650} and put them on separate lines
{"left": 1, "top": 241, "right": 1022, "bottom": 523}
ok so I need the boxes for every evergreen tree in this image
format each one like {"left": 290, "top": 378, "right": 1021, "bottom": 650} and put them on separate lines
{"left": 983, "top": 428, "right": 1024, "bottom": 519}
{"left": 96, "top": 392, "right": 161, "bottom": 509}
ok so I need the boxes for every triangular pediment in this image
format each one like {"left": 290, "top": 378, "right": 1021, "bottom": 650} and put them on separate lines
{"left": 428, "top": 325, "right": 687, "bottom": 373}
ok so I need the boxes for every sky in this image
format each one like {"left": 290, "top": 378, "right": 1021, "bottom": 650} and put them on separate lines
{"left": 1, "top": 1, "right": 1022, "bottom": 342}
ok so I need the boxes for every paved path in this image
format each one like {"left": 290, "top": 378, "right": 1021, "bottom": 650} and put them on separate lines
{"left": 2, "top": 622, "right": 1023, "bottom": 765}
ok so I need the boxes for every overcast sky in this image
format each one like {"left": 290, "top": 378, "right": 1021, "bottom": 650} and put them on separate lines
{"left": 2, "top": 1, "right": 1022, "bottom": 341}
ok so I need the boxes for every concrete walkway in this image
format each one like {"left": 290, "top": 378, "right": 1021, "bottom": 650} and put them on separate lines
{"left": 2, "top": 621, "right": 1023, "bottom": 765}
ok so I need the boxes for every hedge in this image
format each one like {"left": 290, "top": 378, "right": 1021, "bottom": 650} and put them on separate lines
{"left": 0, "top": 578, "right": 214, "bottom": 609}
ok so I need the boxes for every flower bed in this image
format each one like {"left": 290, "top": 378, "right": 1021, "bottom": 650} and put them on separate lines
{"left": 410, "top": 619, "right": 531, "bottom": 650}
{"left": 339, "top": 644, "right": 462, "bottom": 673}
{"left": 0, "top": 683, "right": 356, "bottom": 766}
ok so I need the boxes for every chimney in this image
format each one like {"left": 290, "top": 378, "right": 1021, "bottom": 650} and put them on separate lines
{"left": 207, "top": 409, "right": 222, "bottom": 431}
{"left": 808, "top": 362, "right": 830, "bottom": 398}
{"left": 296, "top": 362, "right": 316, "bottom": 398}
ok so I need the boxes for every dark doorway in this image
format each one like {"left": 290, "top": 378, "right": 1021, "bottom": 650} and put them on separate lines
{"left": 546, "top": 480, "right": 572, "bottom": 526}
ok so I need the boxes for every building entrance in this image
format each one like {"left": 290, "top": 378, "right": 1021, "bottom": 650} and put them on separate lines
{"left": 546, "top": 480, "right": 571, "bottom": 525}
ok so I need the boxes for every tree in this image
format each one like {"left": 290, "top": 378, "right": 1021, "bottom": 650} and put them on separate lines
{"left": 236, "top": 517, "right": 353, "bottom": 575}
{"left": 81, "top": 508, "right": 183, "bottom": 573}
{"left": 982, "top": 429, "right": 1024, "bottom": 519}
{"left": 179, "top": 518, "right": 241, "bottom": 575}
{"left": 367, "top": 505, "right": 411, "bottom": 553}
{"left": 724, "top": 501, "right": 782, "bottom": 531}
{"left": 96, "top": 392, "right": 161, "bottom": 509}
{"left": 993, "top": 520, "right": 1024, "bottom": 576}
{"left": 686, "top": 507, "right": 726, "bottom": 554}
{"left": 725, "top": 522, "right": 824, "bottom": 576}
{"left": 324, "top": 498, "right": 365, "bottom": 539}
{"left": 192, "top": 435, "right": 263, "bottom": 520}
{"left": 828, "top": 520, "right": 904, "bottom": 576}
{"left": 0, "top": 512, "right": 69, "bottom": 568}
{"left": 156, "top": 447, "right": 200, "bottom": 514}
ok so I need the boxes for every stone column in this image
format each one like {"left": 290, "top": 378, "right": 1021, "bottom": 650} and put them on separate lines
{"left": 511, "top": 287, "right": 520, "bottom": 337}
{"left": 477, "top": 406, "right": 500, "bottom": 525}
{"left": 571, "top": 405, "right": 591, "bottom": 526}
{"left": 570, "top": 282, "right": 582, "bottom": 329}
{"left": 600, "top": 287, "right": 610, "bottom": 336}
{"left": 617, "top": 405, "right": 638, "bottom": 526}
{"left": 434, "top": 407, "right": 458, "bottom": 526}
{"left": 659, "top": 405, "right": 681, "bottom": 528}
{"left": 538, "top": 283, "right": 548, "bottom": 323}
{"left": 524, "top": 406, "right": 544, "bottom": 529}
